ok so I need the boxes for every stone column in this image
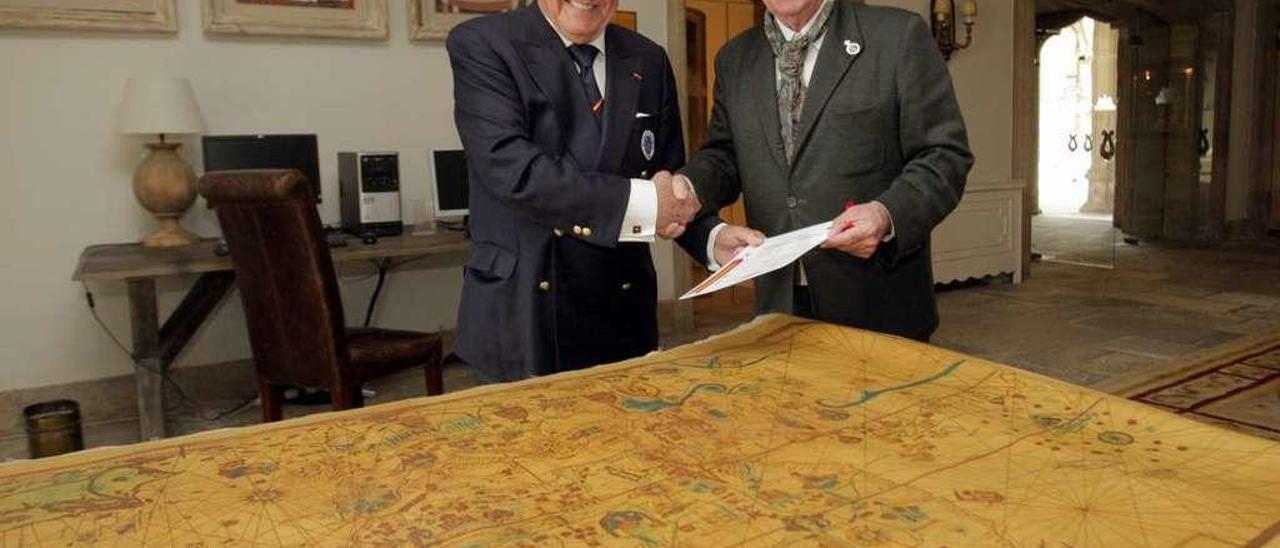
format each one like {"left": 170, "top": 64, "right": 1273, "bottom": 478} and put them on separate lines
{"left": 1082, "top": 22, "right": 1119, "bottom": 214}
{"left": 1118, "top": 19, "right": 1171, "bottom": 240}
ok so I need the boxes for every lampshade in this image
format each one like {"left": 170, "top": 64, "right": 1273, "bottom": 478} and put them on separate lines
{"left": 116, "top": 78, "right": 206, "bottom": 135}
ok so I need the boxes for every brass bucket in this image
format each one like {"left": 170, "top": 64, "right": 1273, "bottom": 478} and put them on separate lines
{"left": 24, "top": 400, "right": 84, "bottom": 459}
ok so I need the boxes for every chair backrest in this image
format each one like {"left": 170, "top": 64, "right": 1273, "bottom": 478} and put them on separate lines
{"left": 198, "top": 169, "right": 350, "bottom": 388}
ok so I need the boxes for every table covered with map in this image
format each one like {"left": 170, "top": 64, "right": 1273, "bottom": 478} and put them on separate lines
{"left": 3, "top": 315, "right": 1279, "bottom": 546}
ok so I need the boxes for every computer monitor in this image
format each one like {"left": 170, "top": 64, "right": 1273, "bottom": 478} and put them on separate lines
{"left": 430, "top": 149, "right": 469, "bottom": 218}
{"left": 202, "top": 134, "right": 322, "bottom": 201}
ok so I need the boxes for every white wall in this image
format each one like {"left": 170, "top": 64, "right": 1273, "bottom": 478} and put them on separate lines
{"left": 0, "top": 1, "right": 670, "bottom": 392}
{"left": 868, "top": 0, "right": 1016, "bottom": 188}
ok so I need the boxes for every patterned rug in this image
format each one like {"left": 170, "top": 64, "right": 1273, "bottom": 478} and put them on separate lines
{"left": 1110, "top": 329, "right": 1280, "bottom": 440}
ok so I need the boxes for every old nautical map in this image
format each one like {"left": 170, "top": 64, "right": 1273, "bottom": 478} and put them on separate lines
{"left": 2, "top": 315, "right": 1279, "bottom": 546}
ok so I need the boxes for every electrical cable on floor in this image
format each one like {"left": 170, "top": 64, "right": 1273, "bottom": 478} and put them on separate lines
{"left": 339, "top": 259, "right": 384, "bottom": 285}
{"left": 354, "top": 253, "right": 444, "bottom": 324}
{"left": 363, "top": 258, "right": 392, "bottom": 328}
{"left": 82, "top": 283, "right": 134, "bottom": 358}
{"left": 385, "top": 253, "right": 437, "bottom": 271}
{"left": 204, "top": 393, "right": 259, "bottom": 422}
{"left": 81, "top": 282, "right": 258, "bottom": 423}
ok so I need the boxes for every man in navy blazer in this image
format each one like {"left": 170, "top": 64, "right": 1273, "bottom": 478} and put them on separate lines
{"left": 447, "top": 0, "right": 699, "bottom": 383}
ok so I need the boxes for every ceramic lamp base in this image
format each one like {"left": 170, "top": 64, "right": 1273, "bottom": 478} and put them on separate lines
{"left": 134, "top": 141, "right": 198, "bottom": 248}
{"left": 142, "top": 216, "right": 199, "bottom": 247}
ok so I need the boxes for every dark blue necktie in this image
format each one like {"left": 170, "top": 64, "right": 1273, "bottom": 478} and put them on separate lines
{"left": 568, "top": 44, "right": 603, "bottom": 131}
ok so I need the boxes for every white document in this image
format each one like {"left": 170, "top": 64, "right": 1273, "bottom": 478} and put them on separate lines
{"left": 680, "top": 221, "right": 833, "bottom": 300}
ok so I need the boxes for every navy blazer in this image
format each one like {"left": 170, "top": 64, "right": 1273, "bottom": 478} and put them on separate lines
{"left": 447, "top": 5, "right": 686, "bottom": 381}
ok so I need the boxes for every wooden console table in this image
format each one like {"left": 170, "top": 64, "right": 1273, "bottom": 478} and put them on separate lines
{"left": 71, "top": 229, "right": 470, "bottom": 440}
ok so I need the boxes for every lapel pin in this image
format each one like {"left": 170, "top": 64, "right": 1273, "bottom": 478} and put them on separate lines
{"left": 641, "top": 130, "right": 656, "bottom": 161}
{"left": 631, "top": 71, "right": 643, "bottom": 81}
{"left": 844, "top": 40, "right": 862, "bottom": 57}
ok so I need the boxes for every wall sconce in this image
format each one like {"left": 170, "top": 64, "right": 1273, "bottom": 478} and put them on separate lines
{"left": 931, "top": 0, "right": 977, "bottom": 61}
{"left": 1094, "top": 95, "right": 1118, "bottom": 112}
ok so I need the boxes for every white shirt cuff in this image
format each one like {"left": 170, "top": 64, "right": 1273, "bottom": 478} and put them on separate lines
{"left": 619, "top": 179, "right": 657, "bottom": 243}
{"left": 871, "top": 200, "right": 896, "bottom": 242}
{"left": 705, "top": 222, "right": 728, "bottom": 271}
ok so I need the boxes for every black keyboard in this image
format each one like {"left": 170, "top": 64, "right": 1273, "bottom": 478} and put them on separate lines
{"left": 325, "top": 233, "right": 348, "bottom": 248}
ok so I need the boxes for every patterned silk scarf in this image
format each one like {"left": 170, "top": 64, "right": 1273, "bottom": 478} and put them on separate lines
{"left": 762, "top": 0, "right": 835, "bottom": 164}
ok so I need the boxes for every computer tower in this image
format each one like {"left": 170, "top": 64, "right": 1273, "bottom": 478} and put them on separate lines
{"left": 338, "top": 152, "right": 403, "bottom": 237}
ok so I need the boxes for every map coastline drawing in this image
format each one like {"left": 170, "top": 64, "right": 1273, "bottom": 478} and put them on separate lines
{"left": 2, "top": 315, "right": 1278, "bottom": 546}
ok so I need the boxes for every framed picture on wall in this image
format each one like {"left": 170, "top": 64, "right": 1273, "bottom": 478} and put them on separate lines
{"left": 202, "top": 0, "right": 388, "bottom": 40}
{"left": 612, "top": 10, "right": 636, "bottom": 31}
{"left": 409, "top": 1, "right": 636, "bottom": 41}
{"left": 409, "top": 0, "right": 527, "bottom": 41}
{"left": 0, "top": 0, "right": 177, "bottom": 33}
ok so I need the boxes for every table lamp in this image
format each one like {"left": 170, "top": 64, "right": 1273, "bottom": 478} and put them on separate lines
{"left": 116, "top": 78, "right": 206, "bottom": 247}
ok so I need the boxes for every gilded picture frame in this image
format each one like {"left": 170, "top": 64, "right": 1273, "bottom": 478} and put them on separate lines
{"left": 202, "top": 0, "right": 388, "bottom": 40}
{"left": 0, "top": 0, "right": 177, "bottom": 33}
{"left": 409, "top": 1, "right": 637, "bottom": 41}
{"left": 408, "top": 0, "right": 526, "bottom": 41}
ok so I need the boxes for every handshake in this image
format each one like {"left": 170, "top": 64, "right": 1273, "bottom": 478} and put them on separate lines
{"left": 653, "top": 171, "right": 701, "bottom": 239}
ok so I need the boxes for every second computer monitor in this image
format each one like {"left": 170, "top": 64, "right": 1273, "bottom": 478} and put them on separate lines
{"left": 202, "top": 134, "right": 321, "bottom": 201}
{"left": 431, "top": 149, "right": 469, "bottom": 218}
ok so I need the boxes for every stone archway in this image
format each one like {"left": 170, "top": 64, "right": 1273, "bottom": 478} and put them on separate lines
{"left": 1016, "top": 0, "right": 1240, "bottom": 273}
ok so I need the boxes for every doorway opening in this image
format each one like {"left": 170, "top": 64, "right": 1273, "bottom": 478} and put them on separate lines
{"left": 1034, "top": 16, "right": 1121, "bottom": 268}
{"left": 1027, "top": 1, "right": 1240, "bottom": 275}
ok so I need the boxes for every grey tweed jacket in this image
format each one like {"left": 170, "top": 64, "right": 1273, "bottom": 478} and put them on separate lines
{"left": 681, "top": 1, "right": 973, "bottom": 341}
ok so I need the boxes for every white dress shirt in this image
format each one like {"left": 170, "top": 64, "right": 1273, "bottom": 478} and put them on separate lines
{"left": 545, "top": 15, "right": 658, "bottom": 243}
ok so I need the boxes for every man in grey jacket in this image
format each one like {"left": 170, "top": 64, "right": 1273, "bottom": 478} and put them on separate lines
{"left": 679, "top": 0, "right": 973, "bottom": 341}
